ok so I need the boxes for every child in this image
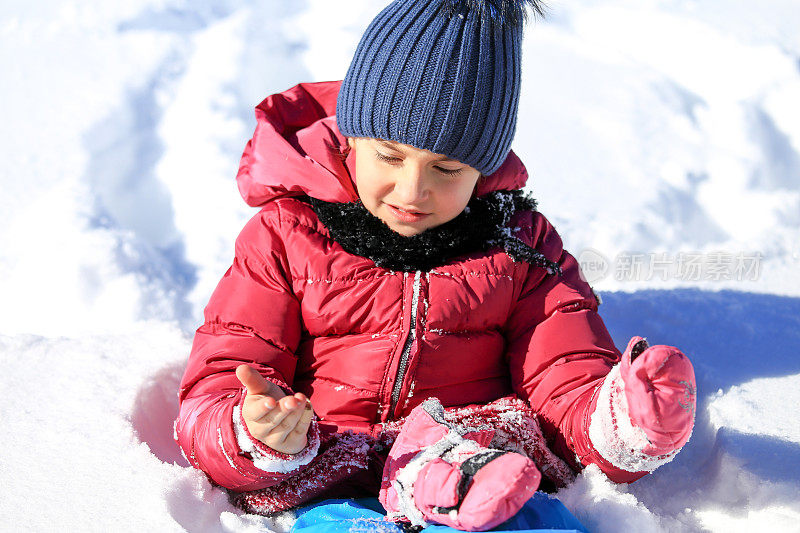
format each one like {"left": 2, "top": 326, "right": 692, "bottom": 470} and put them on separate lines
{"left": 175, "top": 0, "right": 697, "bottom": 530}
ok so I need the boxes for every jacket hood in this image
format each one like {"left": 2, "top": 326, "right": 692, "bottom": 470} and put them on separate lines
{"left": 236, "top": 80, "right": 530, "bottom": 207}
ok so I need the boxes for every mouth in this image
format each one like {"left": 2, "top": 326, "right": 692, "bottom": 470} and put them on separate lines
{"left": 385, "top": 203, "right": 431, "bottom": 223}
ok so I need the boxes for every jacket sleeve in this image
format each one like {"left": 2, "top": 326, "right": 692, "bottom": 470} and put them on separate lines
{"left": 503, "top": 212, "right": 646, "bottom": 483}
{"left": 175, "top": 207, "right": 318, "bottom": 491}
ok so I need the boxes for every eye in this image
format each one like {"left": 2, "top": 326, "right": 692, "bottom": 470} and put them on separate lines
{"left": 435, "top": 166, "right": 463, "bottom": 176}
{"left": 375, "top": 151, "right": 401, "bottom": 164}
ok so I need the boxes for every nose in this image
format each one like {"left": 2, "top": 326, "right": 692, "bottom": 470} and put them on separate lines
{"left": 394, "top": 165, "right": 428, "bottom": 205}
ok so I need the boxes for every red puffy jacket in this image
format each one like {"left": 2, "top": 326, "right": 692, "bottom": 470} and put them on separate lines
{"left": 176, "top": 80, "right": 635, "bottom": 494}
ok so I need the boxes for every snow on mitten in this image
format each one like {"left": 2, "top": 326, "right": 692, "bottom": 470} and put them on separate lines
{"left": 589, "top": 336, "right": 697, "bottom": 473}
{"left": 380, "top": 398, "right": 541, "bottom": 531}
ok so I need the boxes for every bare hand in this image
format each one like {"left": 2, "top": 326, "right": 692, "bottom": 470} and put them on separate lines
{"left": 235, "top": 364, "right": 314, "bottom": 455}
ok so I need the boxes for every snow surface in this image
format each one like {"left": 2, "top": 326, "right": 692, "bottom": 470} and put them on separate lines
{"left": 1, "top": 0, "right": 799, "bottom": 531}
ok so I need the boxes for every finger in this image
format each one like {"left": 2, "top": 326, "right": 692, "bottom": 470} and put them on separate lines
{"left": 249, "top": 391, "right": 305, "bottom": 426}
{"left": 293, "top": 392, "right": 308, "bottom": 404}
{"left": 242, "top": 393, "right": 279, "bottom": 422}
{"left": 290, "top": 393, "right": 314, "bottom": 415}
{"left": 273, "top": 401, "right": 308, "bottom": 442}
{"left": 235, "top": 365, "right": 284, "bottom": 399}
{"left": 291, "top": 405, "right": 314, "bottom": 436}
{"left": 255, "top": 396, "right": 302, "bottom": 426}
{"left": 261, "top": 391, "right": 304, "bottom": 410}
{"left": 283, "top": 409, "right": 313, "bottom": 452}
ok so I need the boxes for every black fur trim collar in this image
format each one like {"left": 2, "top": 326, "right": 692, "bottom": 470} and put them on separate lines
{"left": 308, "top": 190, "right": 562, "bottom": 274}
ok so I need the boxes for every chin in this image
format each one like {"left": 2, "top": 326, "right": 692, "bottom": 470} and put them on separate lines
{"left": 383, "top": 220, "right": 428, "bottom": 237}
{"left": 391, "top": 226, "right": 425, "bottom": 237}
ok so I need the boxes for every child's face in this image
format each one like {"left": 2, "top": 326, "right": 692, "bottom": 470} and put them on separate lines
{"left": 348, "top": 137, "right": 482, "bottom": 236}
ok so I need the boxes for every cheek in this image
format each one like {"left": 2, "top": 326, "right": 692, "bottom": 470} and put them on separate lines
{"left": 439, "top": 177, "right": 479, "bottom": 212}
{"left": 355, "top": 163, "right": 390, "bottom": 205}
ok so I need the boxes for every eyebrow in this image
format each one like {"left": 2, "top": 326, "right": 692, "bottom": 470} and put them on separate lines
{"left": 376, "top": 139, "right": 459, "bottom": 162}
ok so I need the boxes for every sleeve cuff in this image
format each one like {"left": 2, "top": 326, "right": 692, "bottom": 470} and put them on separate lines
{"left": 232, "top": 392, "right": 321, "bottom": 474}
{"left": 588, "top": 364, "right": 681, "bottom": 473}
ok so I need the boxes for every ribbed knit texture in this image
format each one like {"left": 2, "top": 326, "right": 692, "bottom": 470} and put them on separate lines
{"left": 336, "top": 0, "right": 527, "bottom": 176}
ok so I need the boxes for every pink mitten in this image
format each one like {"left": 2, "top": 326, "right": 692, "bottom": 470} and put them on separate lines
{"left": 380, "top": 398, "right": 540, "bottom": 531}
{"left": 588, "top": 337, "right": 696, "bottom": 474}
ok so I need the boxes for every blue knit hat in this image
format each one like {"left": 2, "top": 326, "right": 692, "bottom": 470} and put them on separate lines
{"left": 337, "top": 0, "right": 544, "bottom": 176}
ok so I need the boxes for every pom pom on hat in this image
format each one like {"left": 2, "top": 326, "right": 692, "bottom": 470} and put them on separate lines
{"left": 337, "top": 0, "right": 544, "bottom": 176}
{"left": 440, "top": 0, "right": 546, "bottom": 28}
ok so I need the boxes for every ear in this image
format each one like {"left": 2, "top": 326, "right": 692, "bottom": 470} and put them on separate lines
{"left": 347, "top": 137, "right": 355, "bottom": 150}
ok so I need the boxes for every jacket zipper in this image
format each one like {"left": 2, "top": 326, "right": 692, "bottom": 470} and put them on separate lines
{"left": 389, "top": 270, "right": 422, "bottom": 417}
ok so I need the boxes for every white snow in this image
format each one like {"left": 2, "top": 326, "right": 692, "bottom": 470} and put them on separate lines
{"left": 1, "top": 1, "right": 798, "bottom": 531}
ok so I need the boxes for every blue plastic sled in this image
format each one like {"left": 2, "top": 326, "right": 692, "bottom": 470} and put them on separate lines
{"left": 290, "top": 492, "right": 587, "bottom": 532}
